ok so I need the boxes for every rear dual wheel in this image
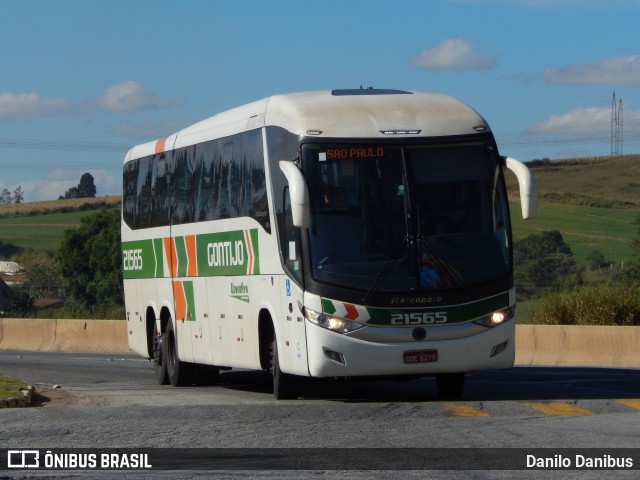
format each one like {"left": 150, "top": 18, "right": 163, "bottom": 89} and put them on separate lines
{"left": 154, "top": 319, "right": 219, "bottom": 386}
{"left": 165, "top": 319, "right": 195, "bottom": 387}
{"left": 152, "top": 327, "right": 168, "bottom": 385}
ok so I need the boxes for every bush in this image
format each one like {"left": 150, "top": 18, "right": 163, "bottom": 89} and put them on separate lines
{"left": 529, "top": 286, "right": 640, "bottom": 326}
{"left": 57, "top": 208, "right": 123, "bottom": 312}
{"left": 35, "top": 302, "right": 124, "bottom": 320}
{"left": 514, "top": 230, "right": 582, "bottom": 299}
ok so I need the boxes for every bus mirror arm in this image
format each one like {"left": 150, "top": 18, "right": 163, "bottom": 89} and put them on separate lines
{"left": 279, "top": 161, "right": 311, "bottom": 228}
{"left": 504, "top": 156, "right": 538, "bottom": 219}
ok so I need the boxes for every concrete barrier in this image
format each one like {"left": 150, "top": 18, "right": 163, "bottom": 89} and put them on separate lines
{"left": 0, "top": 318, "right": 129, "bottom": 354}
{"left": 515, "top": 325, "right": 640, "bottom": 368}
{"left": 0, "top": 319, "right": 638, "bottom": 368}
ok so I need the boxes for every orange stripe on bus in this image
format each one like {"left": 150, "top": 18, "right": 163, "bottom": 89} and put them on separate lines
{"left": 164, "top": 237, "right": 177, "bottom": 277}
{"left": 185, "top": 235, "right": 197, "bottom": 277}
{"left": 172, "top": 281, "right": 187, "bottom": 321}
{"left": 244, "top": 229, "right": 254, "bottom": 274}
{"left": 155, "top": 137, "right": 167, "bottom": 154}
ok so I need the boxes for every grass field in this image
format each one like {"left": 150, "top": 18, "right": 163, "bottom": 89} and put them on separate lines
{"left": 0, "top": 197, "right": 120, "bottom": 255}
{"left": 0, "top": 210, "right": 91, "bottom": 253}
{"left": 510, "top": 201, "right": 637, "bottom": 264}
{"left": 0, "top": 195, "right": 120, "bottom": 217}
{"left": 505, "top": 154, "right": 640, "bottom": 265}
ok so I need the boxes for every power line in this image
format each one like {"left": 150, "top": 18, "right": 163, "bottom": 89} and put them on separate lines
{"left": 0, "top": 138, "right": 130, "bottom": 152}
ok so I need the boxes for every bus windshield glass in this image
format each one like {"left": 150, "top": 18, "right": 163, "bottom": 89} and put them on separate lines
{"left": 301, "top": 143, "right": 511, "bottom": 292}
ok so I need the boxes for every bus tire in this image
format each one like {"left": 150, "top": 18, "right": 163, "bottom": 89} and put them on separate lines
{"left": 165, "top": 320, "right": 194, "bottom": 387}
{"left": 436, "top": 372, "right": 465, "bottom": 399}
{"left": 271, "top": 338, "right": 298, "bottom": 400}
{"left": 152, "top": 330, "right": 168, "bottom": 385}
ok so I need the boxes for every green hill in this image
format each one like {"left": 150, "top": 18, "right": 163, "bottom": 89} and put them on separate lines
{"left": 510, "top": 202, "right": 636, "bottom": 264}
{"left": 507, "top": 154, "right": 640, "bottom": 209}
{"left": 0, "top": 196, "right": 120, "bottom": 257}
{"left": 507, "top": 154, "right": 640, "bottom": 265}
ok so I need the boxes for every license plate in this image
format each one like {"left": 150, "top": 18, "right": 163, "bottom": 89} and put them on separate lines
{"left": 403, "top": 349, "right": 438, "bottom": 364}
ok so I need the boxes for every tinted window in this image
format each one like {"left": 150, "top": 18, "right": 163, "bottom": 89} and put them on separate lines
{"left": 122, "top": 129, "right": 269, "bottom": 231}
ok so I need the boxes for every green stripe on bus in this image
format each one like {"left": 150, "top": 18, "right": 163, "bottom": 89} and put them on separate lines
{"left": 365, "top": 292, "right": 510, "bottom": 326}
{"left": 174, "top": 237, "right": 188, "bottom": 277}
{"left": 319, "top": 292, "right": 510, "bottom": 326}
{"left": 183, "top": 281, "right": 196, "bottom": 321}
{"left": 122, "top": 239, "right": 156, "bottom": 279}
{"left": 153, "top": 238, "right": 164, "bottom": 277}
{"left": 124, "top": 228, "right": 260, "bottom": 279}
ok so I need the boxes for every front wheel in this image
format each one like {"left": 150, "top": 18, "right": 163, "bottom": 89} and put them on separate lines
{"left": 435, "top": 372, "right": 465, "bottom": 399}
{"left": 271, "top": 338, "right": 298, "bottom": 400}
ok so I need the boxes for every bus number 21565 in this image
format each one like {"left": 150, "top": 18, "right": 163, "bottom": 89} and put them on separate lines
{"left": 390, "top": 312, "right": 447, "bottom": 325}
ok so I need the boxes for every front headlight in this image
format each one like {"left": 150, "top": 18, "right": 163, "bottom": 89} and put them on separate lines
{"left": 472, "top": 306, "right": 515, "bottom": 328}
{"left": 304, "top": 308, "right": 364, "bottom": 334}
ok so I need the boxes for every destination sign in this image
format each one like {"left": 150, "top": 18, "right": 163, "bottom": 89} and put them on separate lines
{"left": 325, "top": 147, "right": 385, "bottom": 160}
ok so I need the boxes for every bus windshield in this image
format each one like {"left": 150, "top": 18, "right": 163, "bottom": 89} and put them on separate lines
{"left": 301, "top": 143, "right": 511, "bottom": 293}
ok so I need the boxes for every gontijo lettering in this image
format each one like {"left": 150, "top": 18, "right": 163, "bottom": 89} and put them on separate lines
{"left": 207, "top": 240, "right": 244, "bottom": 267}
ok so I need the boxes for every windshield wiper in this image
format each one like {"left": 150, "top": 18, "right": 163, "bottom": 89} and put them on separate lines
{"left": 361, "top": 235, "right": 413, "bottom": 304}
{"left": 361, "top": 258, "right": 399, "bottom": 305}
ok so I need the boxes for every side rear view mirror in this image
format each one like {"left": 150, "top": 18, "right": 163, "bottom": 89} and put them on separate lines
{"left": 504, "top": 156, "right": 537, "bottom": 219}
{"left": 279, "top": 161, "right": 310, "bottom": 228}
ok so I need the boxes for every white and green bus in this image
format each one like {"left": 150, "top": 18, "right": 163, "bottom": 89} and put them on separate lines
{"left": 122, "top": 88, "right": 536, "bottom": 399}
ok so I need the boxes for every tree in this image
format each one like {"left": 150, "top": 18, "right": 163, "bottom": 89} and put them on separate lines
{"left": 0, "top": 188, "right": 11, "bottom": 205}
{"left": 0, "top": 286, "right": 34, "bottom": 318}
{"left": 0, "top": 240, "right": 23, "bottom": 258}
{"left": 0, "top": 186, "right": 24, "bottom": 205}
{"left": 585, "top": 250, "right": 609, "bottom": 270}
{"left": 62, "top": 173, "right": 97, "bottom": 199}
{"left": 63, "top": 186, "right": 79, "bottom": 199}
{"left": 514, "top": 230, "right": 582, "bottom": 298}
{"left": 57, "top": 208, "right": 123, "bottom": 311}
{"left": 78, "top": 173, "right": 97, "bottom": 198}
{"left": 21, "top": 259, "right": 63, "bottom": 299}
{"left": 12, "top": 186, "right": 24, "bottom": 204}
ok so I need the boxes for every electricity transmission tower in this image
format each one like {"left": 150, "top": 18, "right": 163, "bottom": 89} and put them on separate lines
{"left": 611, "top": 92, "right": 623, "bottom": 156}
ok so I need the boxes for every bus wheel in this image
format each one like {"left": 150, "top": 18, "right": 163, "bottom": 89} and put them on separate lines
{"left": 165, "top": 320, "right": 194, "bottom": 387}
{"left": 271, "top": 338, "right": 298, "bottom": 400}
{"left": 436, "top": 372, "right": 465, "bottom": 399}
{"left": 152, "top": 331, "right": 168, "bottom": 385}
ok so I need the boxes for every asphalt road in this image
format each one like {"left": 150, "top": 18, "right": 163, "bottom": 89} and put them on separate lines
{"left": 1, "top": 350, "right": 639, "bottom": 479}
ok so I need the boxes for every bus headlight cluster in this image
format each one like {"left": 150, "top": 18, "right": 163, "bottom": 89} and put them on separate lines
{"left": 304, "top": 308, "right": 364, "bottom": 334}
{"left": 473, "top": 306, "right": 514, "bottom": 328}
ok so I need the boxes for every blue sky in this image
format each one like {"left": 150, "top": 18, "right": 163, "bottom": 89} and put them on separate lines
{"left": 1, "top": 0, "right": 639, "bottom": 201}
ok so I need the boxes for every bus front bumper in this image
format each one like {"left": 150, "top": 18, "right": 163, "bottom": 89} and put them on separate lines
{"left": 305, "top": 320, "right": 515, "bottom": 378}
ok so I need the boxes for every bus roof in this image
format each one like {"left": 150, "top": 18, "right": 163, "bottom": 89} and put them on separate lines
{"left": 124, "top": 89, "right": 490, "bottom": 162}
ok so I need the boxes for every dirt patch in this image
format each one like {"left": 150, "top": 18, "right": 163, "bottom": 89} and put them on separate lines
{"left": 32, "top": 386, "right": 95, "bottom": 408}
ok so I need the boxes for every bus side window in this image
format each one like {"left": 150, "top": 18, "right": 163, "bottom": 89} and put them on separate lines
{"left": 282, "top": 188, "right": 303, "bottom": 285}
